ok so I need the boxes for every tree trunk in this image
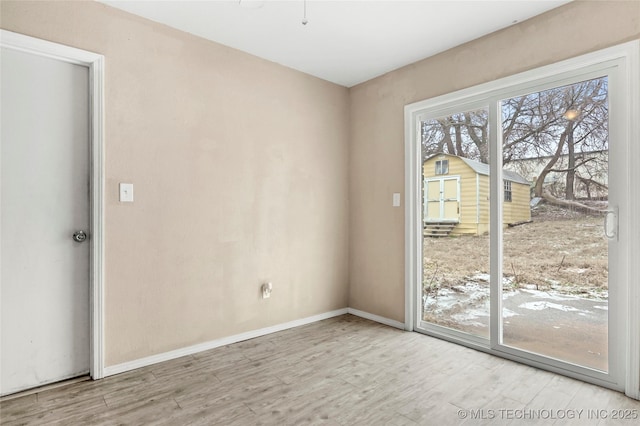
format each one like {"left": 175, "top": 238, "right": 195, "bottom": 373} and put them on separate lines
{"left": 565, "top": 121, "right": 576, "bottom": 200}
{"left": 463, "top": 112, "right": 488, "bottom": 163}
{"left": 534, "top": 131, "right": 567, "bottom": 197}
{"left": 541, "top": 192, "right": 606, "bottom": 214}
{"left": 437, "top": 120, "right": 455, "bottom": 154}
{"left": 454, "top": 124, "right": 463, "bottom": 156}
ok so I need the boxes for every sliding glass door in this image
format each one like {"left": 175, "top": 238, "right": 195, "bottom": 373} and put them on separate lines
{"left": 406, "top": 44, "right": 637, "bottom": 391}
{"left": 499, "top": 76, "right": 612, "bottom": 373}
{"left": 420, "top": 107, "right": 490, "bottom": 340}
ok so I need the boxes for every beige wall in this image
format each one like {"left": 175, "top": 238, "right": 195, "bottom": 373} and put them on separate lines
{"left": 348, "top": 0, "right": 640, "bottom": 322}
{"left": 1, "top": 0, "right": 350, "bottom": 366}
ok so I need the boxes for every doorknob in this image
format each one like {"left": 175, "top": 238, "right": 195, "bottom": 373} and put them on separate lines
{"left": 72, "top": 230, "right": 88, "bottom": 243}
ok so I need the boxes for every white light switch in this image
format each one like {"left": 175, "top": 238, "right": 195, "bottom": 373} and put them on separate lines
{"left": 119, "top": 183, "right": 134, "bottom": 202}
{"left": 392, "top": 193, "right": 401, "bottom": 207}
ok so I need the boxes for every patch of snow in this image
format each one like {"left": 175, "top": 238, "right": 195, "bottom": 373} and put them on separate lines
{"left": 521, "top": 287, "right": 608, "bottom": 302}
{"left": 470, "top": 273, "right": 490, "bottom": 282}
{"left": 587, "top": 289, "right": 608, "bottom": 300}
{"left": 424, "top": 294, "right": 465, "bottom": 313}
{"left": 502, "top": 290, "right": 518, "bottom": 300}
{"left": 521, "top": 288, "right": 580, "bottom": 301}
{"left": 425, "top": 281, "right": 605, "bottom": 328}
{"left": 454, "top": 282, "right": 487, "bottom": 295}
{"left": 518, "top": 301, "right": 592, "bottom": 314}
{"left": 451, "top": 308, "right": 489, "bottom": 324}
{"left": 502, "top": 308, "right": 518, "bottom": 318}
{"left": 437, "top": 288, "right": 455, "bottom": 297}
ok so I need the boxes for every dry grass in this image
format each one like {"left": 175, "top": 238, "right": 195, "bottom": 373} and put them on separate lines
{"left": 423, "top": 204, "right": 608, "bottom": 295}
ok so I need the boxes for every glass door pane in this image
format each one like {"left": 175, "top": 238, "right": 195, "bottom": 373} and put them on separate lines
{"left": 500, "top": 76, "right": 609, "bottom": 371}
{"left": 421, "top": 108, "right": 490, "bottom": 338}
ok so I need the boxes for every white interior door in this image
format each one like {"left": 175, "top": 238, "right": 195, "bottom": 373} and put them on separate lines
{"left": 1, "top": 47, "right": 90, "bottom": 396}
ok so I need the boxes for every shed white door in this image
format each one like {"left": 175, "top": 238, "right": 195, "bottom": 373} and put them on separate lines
{"left": 424, "top": 177, "right": 460, "bottom": 222}
{"left": 1, "top": 48, "right": 90, "bottom": 396}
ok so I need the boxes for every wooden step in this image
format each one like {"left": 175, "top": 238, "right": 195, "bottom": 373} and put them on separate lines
{"left": 423, "top": 222, "right": 456, "bottom": 237}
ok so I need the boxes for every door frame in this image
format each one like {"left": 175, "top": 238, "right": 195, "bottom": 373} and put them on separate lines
{"left": 1, "top": 30, "right": 106, "bottom": 380}
{"left": 404, "top": 41, "right": 640, "bottom": 398}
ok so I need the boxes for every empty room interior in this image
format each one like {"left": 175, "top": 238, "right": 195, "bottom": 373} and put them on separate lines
{"left": 1, "top": 0, "right": 640, "bottom": 424}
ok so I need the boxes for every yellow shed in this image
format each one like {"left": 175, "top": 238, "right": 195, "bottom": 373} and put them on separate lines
{"left": 423, "top": 153, "right": 531, "bottom": 236}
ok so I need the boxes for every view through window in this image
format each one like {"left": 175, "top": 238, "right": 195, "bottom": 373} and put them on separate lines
{"left": 420, "top": 76, "right": 609, "bottom": 371}
{"left": 500, "top": 76, "right": 609, "bottom": 371}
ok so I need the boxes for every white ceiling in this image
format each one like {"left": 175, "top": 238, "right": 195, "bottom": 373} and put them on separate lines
{"left": 99, "top": 0, "right": 572, "bottom": 87}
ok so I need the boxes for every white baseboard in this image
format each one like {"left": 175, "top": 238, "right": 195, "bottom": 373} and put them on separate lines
{"left": 103, "top": 308, "right": 348, "bottom": 377}
{"left": 347, "top": 308, "right": 406, "bottom": 330}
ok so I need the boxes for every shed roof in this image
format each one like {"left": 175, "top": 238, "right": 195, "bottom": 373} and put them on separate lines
{"left": 425, "top": 153, "right": 530, "bottom": 185}
{"left": 460, "top": 157, "right": 530, "bottom": 185}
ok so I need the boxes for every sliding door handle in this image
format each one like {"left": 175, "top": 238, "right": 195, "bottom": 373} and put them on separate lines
{"left": 604, "top": 207, "right": 618, "bottom": 241}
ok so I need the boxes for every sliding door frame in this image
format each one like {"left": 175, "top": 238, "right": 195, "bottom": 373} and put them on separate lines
{"left": 404, "top": 41, "right": 640, "bottom": 398}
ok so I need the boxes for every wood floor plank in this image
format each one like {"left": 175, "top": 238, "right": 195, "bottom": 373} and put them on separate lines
{"left": 85, "top": 396, "right": 181, "bottom": 425}
{"left": 1, "top": 314, "right": 637, "bottom": 425}
{"left": 0, "top": 393, "right": 37, "bottom": 421}
{"left": 169, "top": 400, "right": 261, "bottom": 426}
{"left": 1, "top": 395, "right": 108, "bottom": 426}
{"left": 525, "top": 374, "right": 583, "bottom": 411}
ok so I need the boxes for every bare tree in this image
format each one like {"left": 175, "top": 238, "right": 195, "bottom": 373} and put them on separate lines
{"left": 421, "top": 110, "right": 488, "bottom": 162}
{"left": 504, "top": 77, "right": 608, "bottom": 210}
{"left": 421, "top": 76, "right": 609, "bottom": 212}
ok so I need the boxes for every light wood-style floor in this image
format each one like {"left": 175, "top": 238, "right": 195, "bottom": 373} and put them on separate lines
{"left": 1, "top": 315, "right": 638, "bottom": 425}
